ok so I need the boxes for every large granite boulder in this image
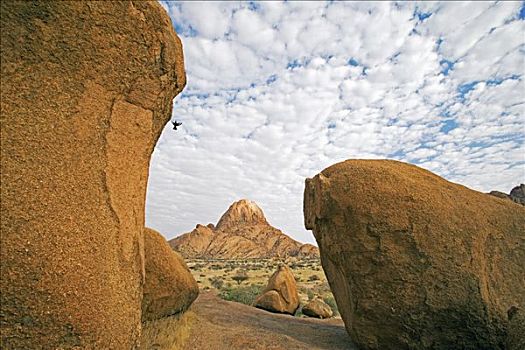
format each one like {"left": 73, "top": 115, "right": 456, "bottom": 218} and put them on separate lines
{"left": 304, "top": 159, "right": 525, "bottom": 349}
{"left": 254, "top": 265, "right": 300, "bottom": 315}
{"left": 142, "top": 228, "right": 199, "bottom": 322}
{"left": 0, "top": 2, "right": 185, "bottom": 348}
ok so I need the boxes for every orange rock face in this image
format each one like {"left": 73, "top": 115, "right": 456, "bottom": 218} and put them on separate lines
{"left": 0, "top": 2, "right": 185, "bottom": 348}
{"left": 170, "top": 199, "right": 319, "bottom": 259}
{"left": 142, "top": 228, "right": 198, "bottom": 322}
{"left": 169, "top": 224, "right": 215, "bottom": 257}
{"left": 254, "top": 265, "right": 300, "bottom": 315}
{"left": 216, "top": 199, "right": 269, "bottom": 230}
{"left": 304, "top": 159, "right": 525, "bottom": 350}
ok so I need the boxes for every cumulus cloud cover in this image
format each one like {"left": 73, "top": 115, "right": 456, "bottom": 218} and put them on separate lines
{"left": 146, "top": 1, "right": 525, "bottom": 244}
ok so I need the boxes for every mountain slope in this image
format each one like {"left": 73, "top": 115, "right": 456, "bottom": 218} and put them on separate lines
{"left": 169, "top": 199, "right": 319, "bottom": 259}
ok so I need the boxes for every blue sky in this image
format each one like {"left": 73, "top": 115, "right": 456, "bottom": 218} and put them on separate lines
{"left": 147, "top": 1, "right": 525, "bottom": 244}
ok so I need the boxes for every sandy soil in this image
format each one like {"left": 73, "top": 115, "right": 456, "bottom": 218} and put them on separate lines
{"left": 183, "top": 291, "right": 357, "bottom": 350}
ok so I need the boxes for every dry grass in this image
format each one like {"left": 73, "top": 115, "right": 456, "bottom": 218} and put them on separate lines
{"left": 140, "top": 311, "right": 196, "bottom": 350}
{"left": 186, "top": 258, "right": 338, "bottom": 316}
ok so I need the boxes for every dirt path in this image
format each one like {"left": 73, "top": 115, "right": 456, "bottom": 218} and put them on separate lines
{"left": 184, "top": 291, "right": 357, "bottom": 350}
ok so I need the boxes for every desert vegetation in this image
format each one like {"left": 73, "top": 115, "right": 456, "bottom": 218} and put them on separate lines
{"left": 186, "top": 257, "right": 338, "bottom": 317}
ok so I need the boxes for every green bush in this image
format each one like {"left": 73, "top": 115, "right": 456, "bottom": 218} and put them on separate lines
{"left": 323, "top": 295, "right": 339, "bottom": 316}
{"left": 307, "top": 290, "right": 315, "bottom": 301}
{"left": 232, "top": 269, "right": 249, "bottom": 285}
{"left": 218, "top": 285, "right": 265, "bottom": 306}
{"left": 209, "top": 276, "right": 224, "bottom": 290}
{"left": 308, "top": 274, "right": 320, "bottom": 281}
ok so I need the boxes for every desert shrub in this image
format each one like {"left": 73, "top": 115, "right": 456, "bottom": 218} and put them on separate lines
{"left": 232, "top": 274, "right": 249, "bottom": 285}
{"left": 323, "top": 295, "right": 339, "bottom": 316}
{"left": 199, "top": 274, "right": 206, "bottom": 277}
{"left": 308, "top": 274, "right": 320, "bottom": 282}
{"left": 218, "top": 285, "right": 264, "bottom": 305}
{"left": 307, "top": 290, "right": 315, "bottom": 301}
{"left": 294, "top": 307, "right": 304, "bottom": 317}
{"left": 209, "top": 276, "right": 224, "bottom": 290}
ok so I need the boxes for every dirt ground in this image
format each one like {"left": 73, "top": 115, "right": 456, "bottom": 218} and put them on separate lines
{"left": 183, "top": 291, "right": 356, "bottom": 350}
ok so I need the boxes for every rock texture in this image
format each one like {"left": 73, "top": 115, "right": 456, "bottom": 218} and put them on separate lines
{"left": 170, "top": 199, "right": 319, "bottom": 259}
{"left": 254, "top": 265, "right": 300, "bottom": 315}
{"left": 304, "top": 159, "right": 525, "bottom": 350}
{"left": 171, "top": 224, "right": 215, "bottom": 258}
{"left": 142, "top": 228, "right": 198, "bottom": 322}
{"left": 216, "top": 199, "right": 269, "bottom": 230}
{"left": 0, "top": 2, "right": 185, "bottom": 348}
{"left": 506, "top": 308, "right": 525, "bottom": 350}
{"left": 489, "top": 184, "right": 525, "bottom": 206}
{"left": 510, "top": 184, "right": 525, "bottom": 205}
{"left": 302, "top": 297, "right": 334, "bottom": 319}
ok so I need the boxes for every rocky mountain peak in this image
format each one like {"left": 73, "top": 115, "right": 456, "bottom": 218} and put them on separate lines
{"left": 215, "top": 199, "right": 269, "bottom": 230}
{"left": 170, "top": 199, "right": 319, "bottom": 259}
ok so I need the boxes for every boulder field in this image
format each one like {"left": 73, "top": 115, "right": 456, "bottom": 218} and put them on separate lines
{"left": 1, "top": 1, "right": 185, "bottom": 348}
{"left": 304, "top": 159, "right": 525, "bottom": 350}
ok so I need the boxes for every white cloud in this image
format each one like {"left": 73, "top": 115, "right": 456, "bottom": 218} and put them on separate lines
{"left": 146, "top": 1, "right": 525, "bottom": 245}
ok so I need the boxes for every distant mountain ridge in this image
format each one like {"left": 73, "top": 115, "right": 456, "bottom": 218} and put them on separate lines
{"left": 169, "top": 199, "right": 319, "bottom": 259}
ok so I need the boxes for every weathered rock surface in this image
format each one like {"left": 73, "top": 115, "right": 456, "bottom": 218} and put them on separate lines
{"left": 254, "top": 265, "right": 300, "bottom": 315}
{"left": 216, "top": 199, "right": 269, "bottom": 230}
{"left": 170, "top": 199, "right": 319, "bottom": 259}
{"left": 506, "top": 308, "right": 525, "bottom": 350}
{"left": 0, "top": 2, "right": 185, "bottom": 348}
{"left": 142, "top": 228, "right": 198, "bottom": 322}
{"left": 489, "top": 184, "right": 525, "bottom": 206}
{"left": 297, "top": 243, "right": 320, "bottom": 258}
{"left": 170, "top": 224, "right": 215, "bottom": 258}
{"left": 302, "top": 297, "right": 334, "bottom": 319}
{"left": 510, "top": 184, "right": 525, "bottom": 205}
{"left": 304, "top": 159, "right": 525, "bottom": 350}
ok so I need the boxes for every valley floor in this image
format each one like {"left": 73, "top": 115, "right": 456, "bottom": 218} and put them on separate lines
{"left": 183, "top": 291, "right": 357, "bottom": 350}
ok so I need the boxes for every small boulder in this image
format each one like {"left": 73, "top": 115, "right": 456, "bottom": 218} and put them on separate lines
{"left": 510, "top": 184, "right": 525, "bottom": 205}
{"left": 142, "top": 228, "right": 199, "bottom": 322}
{"left": 302, "top": 297, "right": 333, "bottom": 319}
{"left": 489, "top": 190, "right": 510, "bottom": 200}
{"left": 254, "top": 265, "right": 299, "bottom": 315}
